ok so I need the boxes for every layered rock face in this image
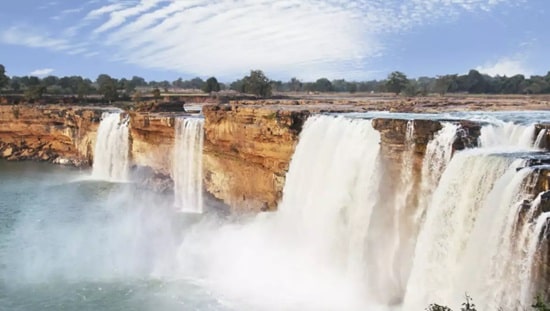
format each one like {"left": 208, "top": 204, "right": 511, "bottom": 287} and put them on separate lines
{"left": 128, "top": 112, "right": 177, "bottom": 192}
{"left": 0, "top": 105, "right": 102, "bottom": 165}
{"left": 202, "top": 105, "right": 309, "bottom": 211}
{"left": 371, "top": 118, "right": 481, "bottom": 176}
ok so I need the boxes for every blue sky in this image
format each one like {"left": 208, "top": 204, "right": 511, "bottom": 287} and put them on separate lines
{"left": 0, "top": 0, "right": 548, "bottom": 82}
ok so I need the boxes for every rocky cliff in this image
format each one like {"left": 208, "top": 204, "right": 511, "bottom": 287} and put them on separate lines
{"left": 371, "top": 118, "right": 481, "bottom": 175}
{"left": 129, "top": 113, "right": 180, "bottom": 175}
{"left": 0, "top": 105, "right": 102, "bottom": 166}
{"left": 202, "top": 104, "right": 309, "bottom": 211}
{"left": 128, "top": 112, "right": 177, "bottom": 192}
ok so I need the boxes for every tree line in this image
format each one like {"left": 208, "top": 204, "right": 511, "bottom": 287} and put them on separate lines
{"left": 1, "top": 64, "right": 550, "bottom": 102}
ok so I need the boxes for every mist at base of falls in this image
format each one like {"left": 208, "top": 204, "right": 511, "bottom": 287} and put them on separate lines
{"left": 2, "top": 113, "right": 550, "bottom": 311}
{"left": 0, "top": 160, "right": 372, "bottom": 311}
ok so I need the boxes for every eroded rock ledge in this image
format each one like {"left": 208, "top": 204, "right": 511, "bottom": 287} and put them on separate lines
{"left": 0, "top": 105, "right": 102, "bottom": 166}
{"left": 202, "top": 104, "right": 309, "bottom": 211}
{"left": 0, "top": 103, "right": 549, "bottom": 215}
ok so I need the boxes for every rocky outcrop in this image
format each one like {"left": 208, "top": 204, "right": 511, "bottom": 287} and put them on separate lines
{"left": 523, "top": 167, "right": 550, "bottom": 303}
{"left": 0, "top": 105, "right": 102, "bottom": 166}
{"left": 535, "top": 124, "right": 550, "bottom": 150}
{"left": 128, "top": 112, "right": 178, "bottom": 193}
{"left": 371, "top": 118, "right": 481, "bottom": 176}
{"left": 202, "top": 104, "right": 309, "bottom": 212}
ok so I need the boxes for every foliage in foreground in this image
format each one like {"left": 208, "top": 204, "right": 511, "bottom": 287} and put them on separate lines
{"left": 426, "top": 294, "right": 550, "bottom": 311}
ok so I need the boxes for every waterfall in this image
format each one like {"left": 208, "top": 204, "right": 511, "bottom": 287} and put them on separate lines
{"left": 176, "top": 114, "right": 548, "bottom": 310}
{"left": 278, "top": 115, "right": 381, "bottom": 262}
{"left": 535, "top": 129, "right": 547, "bottom": 149}
{"left": 91, "top": 112, "right": 130, "bottom": 181}
{"left": 415, "top": 122, "right": 459, "bottom": 222}
{"left": 479, "top": 121, "right": 536, "bottom": 150}
{"left": 272, "top": 116, "right": 547, "bottom": 309}
{"left": 402, "top": 120, "right": 543, "bottom": 310}
{"left": 520, "top": 194, "right": 548, "bottom": 306}
{"left": 172, "top": 117, "right": 204, "bottom": 213}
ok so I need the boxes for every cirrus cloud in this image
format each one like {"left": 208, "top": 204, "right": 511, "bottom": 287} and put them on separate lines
{"left": 2, "top": 0, "right": 519, "bottom": 79}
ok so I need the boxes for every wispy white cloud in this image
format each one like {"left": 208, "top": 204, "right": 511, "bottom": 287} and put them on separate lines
{"left": 51, "top": 7, "right": 84, "bottom": 21}
{"left": 38, "top": 1, "right": 59, "bottom": 10}
{"left": 4, "top": 0, "right": 518, "bottom": 79}
{"left": 0, "top": 26, "right": 73, "bottom": 51}
{"left": 476, "top": 56, "right": 532, "bottom": 77}
{"left": 85, "top": 3, "right": 130, "bottom": 20}
{"left": 0, "top": 26, "right": 90, "bottom": 56}
{"left": 29, "top": 68, "right": 54, "bottom": 77}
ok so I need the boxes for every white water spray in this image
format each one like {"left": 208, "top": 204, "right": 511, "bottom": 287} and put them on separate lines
{"left": 172, "top": 117, "right": 204, "bottom": 213}
{"left": 415, "top": 122, "right": 459, "bottom": 222}
{"left": 403, "top": 119, "right": 543, "bottom": 310}
{"left": 479, "top": 121, "right": 536, "bottom": 150}
{"left": 520, "top": 194, "right": 549, "bottom": 307}
{"left": 92, "top": 112, "right": 130, "bottom": 181}
{"left": 179, "top": 115, "right": 384, "bottom": 310}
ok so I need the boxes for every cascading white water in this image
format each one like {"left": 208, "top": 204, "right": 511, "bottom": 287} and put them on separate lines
{"left": 479, "top": 121, "right": 536, "bottom": 150}
{"left": 403, "top": 151, "right": 518, "bottom": 310}
{"left": 535, "top": 129, "right": 547, "bottom": 149}
{"left": 92, "top": 112, "right": 130, "bottom": 181}
{"left": 415, "top": 122, "right": 459, "bottom": 222}
{"left": 172, "top": 117, "right": 204, "bottom": 213}
{"left": 520, "top": 194, "right": 548, "bottom": 307}
{"left": 174, "top": 115, "right": 550, "bottom": 310}
{"left": 277, "top": 115, "right": 382, "bottom": 276}
{"left": 183, "top": 115, "right": 549, "bottom": 310}
{"left": 178, "top": 115, "right": 385, "bottom": 310}
{"left": 403, "top": 120, "right": 544, "bottom": 310}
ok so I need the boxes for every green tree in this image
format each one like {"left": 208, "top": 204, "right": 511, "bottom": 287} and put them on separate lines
{"left": 403, "top": 80, "right": 420, "bottom": 96}
{"left": 271, "top": 80, "right": 283, "bottom": 92}
{"left": 288, "top": 77, "right": 302, "bottom": 92}
{"left": 426, "top": 304, "right": 453, "bottom": 311}
{"left": 27, "top": 76, "right": 41, "bottom": 88}
{"left": 96, "top": 74, "right": 119, "bottom": 102}
{"left": 189, "top": 77, "right": 205, "bottom": 90}
{"left": 460, "top": 294, "right": 476, "bottom": 311}
{"left": 331, "top": 79, "right": 348, "bottom": 92}
{"left": 0, "top": 64, "right": 8, "bottom": 89}
{"left": 314, "top": 78, "right": 333, "bottom": 92}
{"left": 386, "top": 71, "right": 409, "bottom": 95}
{"left": 172, "top": 78, "right": 184, "bottom": 88}
{"left": 434, "top": 75, "right": 458, "bottom": 95}
{"left": 455, "top": 69, "right": 490, "bottom": 93}
{"left": 9, "top": 77, "right": 21, "bottom": 92}
{"left": 24, "top": 85, "right": 46, "bottom": 100}
{"left": 533, "top": 295, "right": 550, "bottom": 311}
{"left": 348, "top": 83, "right": 357, "bottom": 93}
{"left": 76, "top": 78, "right": 93, "bottom": 99}
{"left": 130, "top": 76, "right": 147, "bottom": 87}
{"left": 42, "top": 75, "right": 59, "bottom": 87}
{"left": 203, "top": 77, "right": 221, "bottom": 93}
{"left": 230, "top": 79, "right": 245, "bottom": 92}
{"left": 242, "top": 70, "right": 272, "bottom": 97}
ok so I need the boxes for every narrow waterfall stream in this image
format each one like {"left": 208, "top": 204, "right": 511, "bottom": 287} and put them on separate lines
{"left": 172, "top": 117, "right": 204, "bottom": 213}
{"left": 91, "top": 112, "right": 130, "bottom": 181}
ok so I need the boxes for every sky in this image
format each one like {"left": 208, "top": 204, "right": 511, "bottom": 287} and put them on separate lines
{"left": 0, "top": 0, "right": 548, "bottom": 82}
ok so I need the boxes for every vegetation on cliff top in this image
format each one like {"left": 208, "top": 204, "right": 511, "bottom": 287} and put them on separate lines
{"left": 1, "top": 63, "right": 550, "bottom": 104}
